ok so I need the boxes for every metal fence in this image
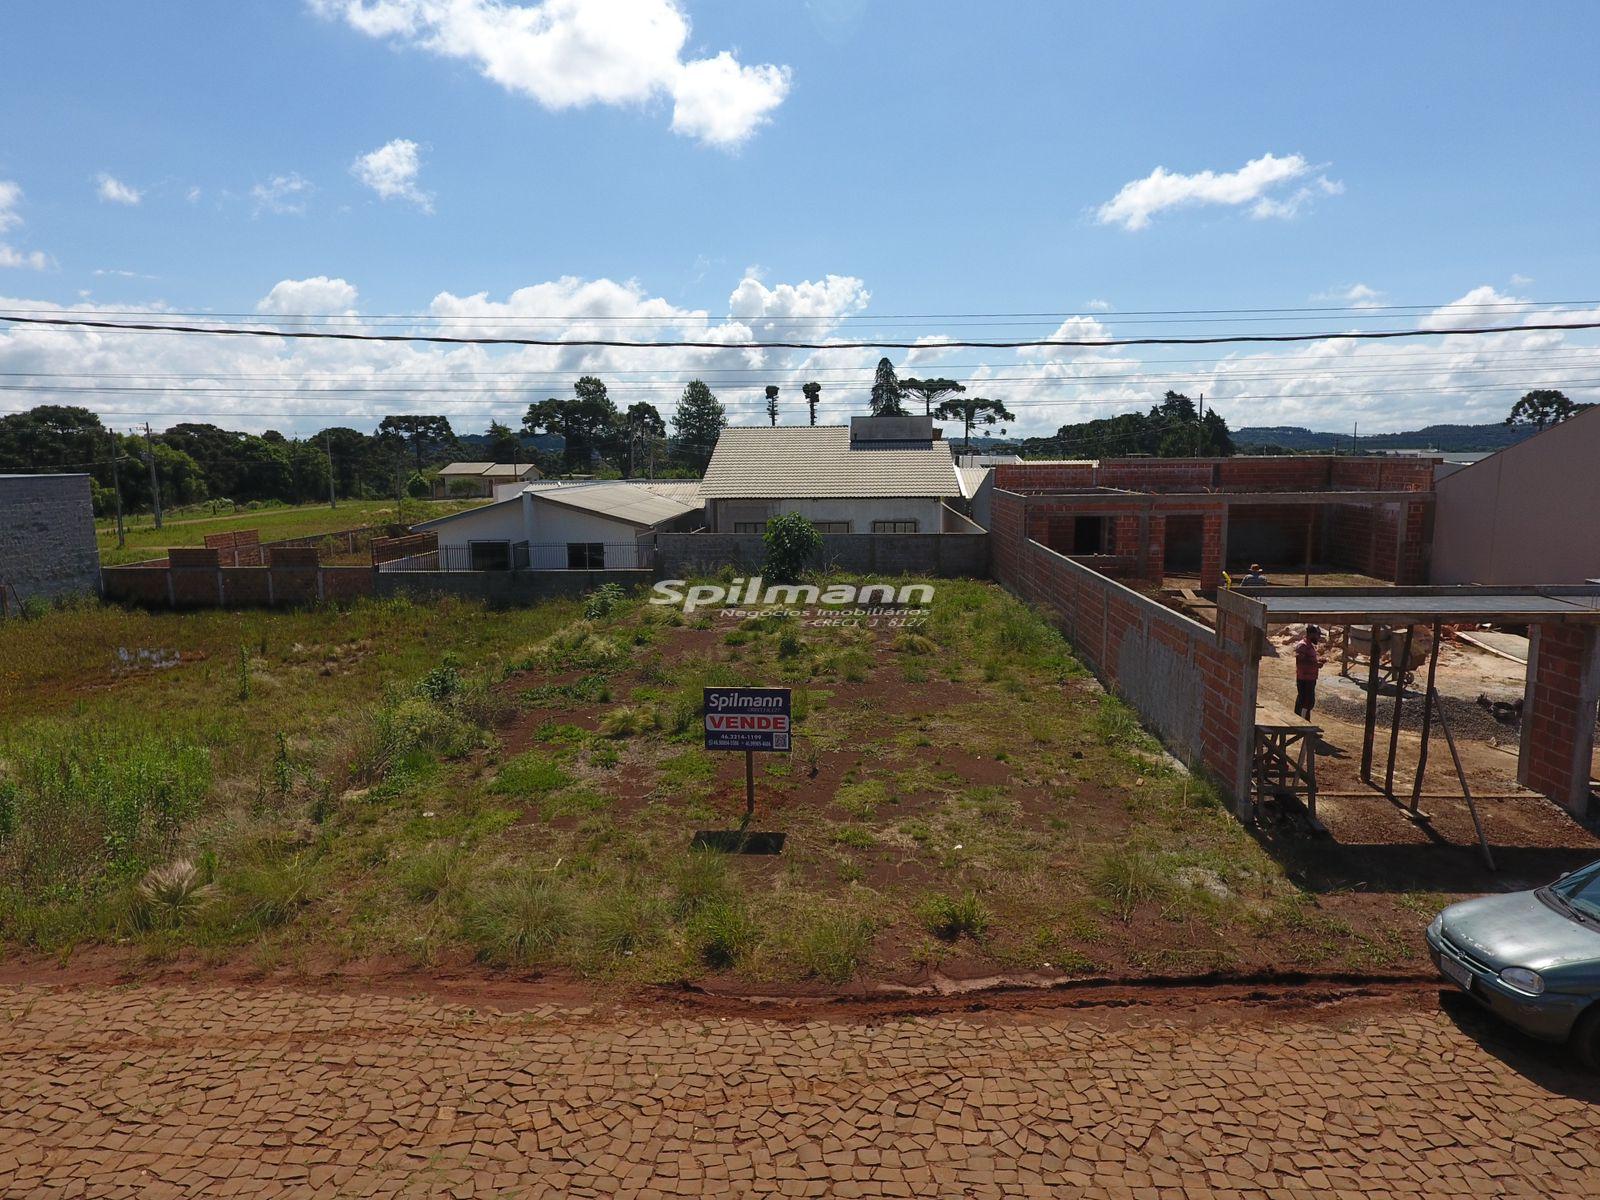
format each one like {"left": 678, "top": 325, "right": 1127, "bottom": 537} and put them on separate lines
{"left": 377, "top": 541, "right": 652, "bottom": 573}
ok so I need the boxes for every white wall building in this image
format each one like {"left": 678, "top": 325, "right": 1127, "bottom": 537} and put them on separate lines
{"left": 699, "top": 416, "right": 966, "bottom": 534}
{"left": 410, "top": 481, "right": 702, "bottom": 570}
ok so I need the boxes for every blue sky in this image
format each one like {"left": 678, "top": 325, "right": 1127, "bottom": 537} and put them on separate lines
{"left": 2, "top": 1, "right": 1598, "bottom": 438}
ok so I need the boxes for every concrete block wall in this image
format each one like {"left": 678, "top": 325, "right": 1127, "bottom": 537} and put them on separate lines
{"left": 103, "top": 543, "right": 378, "bottom": 608}
{"left": 0, "top": 474, "right": 101, "bottom": 605}
{"left": 995, "top": 455, "right": 1438, "bottom": 497}
{"left": 374, "top": 570, "right": 652, "bottom": 605}
{"left": 1519, "top": 623, "right": 1600, "bottom": 817}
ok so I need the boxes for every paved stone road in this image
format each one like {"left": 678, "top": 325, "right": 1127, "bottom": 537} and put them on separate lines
{"left": 1, "top": 984, "right": 1596, "bottom": 1198}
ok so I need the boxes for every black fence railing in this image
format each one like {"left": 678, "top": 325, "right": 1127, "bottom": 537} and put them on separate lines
{"left": 377, "top": 541, "right": 652, "bottom": 573}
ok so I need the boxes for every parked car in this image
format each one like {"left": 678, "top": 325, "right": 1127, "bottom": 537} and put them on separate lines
{"left": 1427, "top": 858, "right": 1600, "bottom": 1065}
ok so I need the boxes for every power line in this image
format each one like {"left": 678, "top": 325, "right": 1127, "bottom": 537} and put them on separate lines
{"left": 2, "top": 297, "right": 1594, "bottom": 323}
{"left": 6, "top": 312, "right": 1600, "bottom": 350}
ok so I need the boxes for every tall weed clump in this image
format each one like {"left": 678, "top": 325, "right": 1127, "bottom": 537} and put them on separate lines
{"left": 0, "top": 727, "right": 211, "bottom": 894}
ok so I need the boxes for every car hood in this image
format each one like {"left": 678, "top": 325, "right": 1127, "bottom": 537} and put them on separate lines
{"left": 1442, "top": 891, "right": 1600, "bottom": 976}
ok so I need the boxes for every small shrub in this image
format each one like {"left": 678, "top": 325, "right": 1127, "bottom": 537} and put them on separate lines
{"left": 417, "top": 664, "right": 463, "bottom": 703}
{"left": 762, "top": 513, "right": 822, "bottom": 583}
{"left": 1091, "top": 696, "right": 1147, "bottom": 749}
{"left": 583, "top": 583, "right": 627, "bottom": 620}
{"left": 523, "top": 622, "right": 623, "bottom": 671}
{"left": 919, "top": 890, "right": 991, "bottom": 941}
{"left": 461, "top": 870, "right": 573, "bottom": 967}
{"left": 688, "top": 897, "right": 758, "bottom": 969}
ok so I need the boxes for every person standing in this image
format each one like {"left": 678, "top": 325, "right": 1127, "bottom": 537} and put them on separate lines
{"left": 1294, "top": 624, "right": 1325, "bottom": 720}
{"left": 1241, "top": 563, "right": 1269, "bottom": 587}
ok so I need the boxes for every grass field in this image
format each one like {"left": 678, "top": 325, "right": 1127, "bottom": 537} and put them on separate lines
{"left": 96, "top": 498, "right": 487, "bottom": 565}
{"left": 0, "top": 580, "right": 1431, "bottom": 985}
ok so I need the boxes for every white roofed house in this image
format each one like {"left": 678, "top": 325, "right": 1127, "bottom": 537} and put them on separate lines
{"left": 432, "top": 461, "right": 542, "bottom": 499}
{"left": 405, "top": 481, "right": 703, "bottom": 572}
{"left": 699, "top": 416, "right": 968, "bottom": 534}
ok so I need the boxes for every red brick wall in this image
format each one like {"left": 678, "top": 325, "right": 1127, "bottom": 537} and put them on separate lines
{"left": 1520, "top": 623, "right": 1600, "bottom": 816}
{"left": 204, "top": 529, "right": 262, "bottom": 566}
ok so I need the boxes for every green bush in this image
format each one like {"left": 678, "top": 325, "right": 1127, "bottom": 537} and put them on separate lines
{"left": 490, "top": 752, "right": 573, "bottom": 797}
{"left": 762, "top": 513, "right": 822, "bottom": 584}
{"left": 583, "top": 583, "right": 627, "bottom": 620}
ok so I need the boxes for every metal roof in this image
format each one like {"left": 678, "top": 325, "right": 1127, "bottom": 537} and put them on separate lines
{"left": 957, "top": 466, "right": 992, "bottom": 499}
{"left": 699, "top": 426, "right": 961, "bottom": 499}
{"left": 529, "top": 483, "right": 700, "bottom": 527}
{"left": 437, "top": 461, "right": 496, "bottom": 475}
{"left": 1222, "top": 585, "right": 1600, "bottom": 627}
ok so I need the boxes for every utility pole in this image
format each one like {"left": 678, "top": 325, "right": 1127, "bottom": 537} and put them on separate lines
{"left": 324, "top": 431, "right": 337, "bottom": 509}
{"left": 1196, "top": 392, "right": 1204, "bottom": 457}
{"left": 143, "top": 422, "right": 163, "bottom": 530}
{"left": 107, "top": 429, "right": 126, "bottom": 548}
{"left": 1352, "top": 421, "right": 1359, "bottom": 455}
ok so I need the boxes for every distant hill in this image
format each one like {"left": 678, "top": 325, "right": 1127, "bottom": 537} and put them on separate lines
{"left": 1233, "top": 423, "right": 1541, "bottom": 454}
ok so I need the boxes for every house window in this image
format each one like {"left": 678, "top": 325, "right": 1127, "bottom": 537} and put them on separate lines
{"left": 567, "top": 542, "right": 605, "bottom": 570}
{"left": 469, "top": 540, "right": 511, "bottom": 571}
{"left": 871, "top": 519, "right": 918, "bottom": 534}
{"left": 733, "top": 521, "right": 767, "bottom": 534}
{"left": 813, "top": 521, "right": 852, "bottom": 534}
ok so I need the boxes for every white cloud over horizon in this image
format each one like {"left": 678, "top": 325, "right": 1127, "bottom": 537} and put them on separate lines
{"left": 1, "top": 279, "right": 1596, "bottom": 440}
{"left": 96, "top": 174, "right": 143, "bottom": 205}
{"left": 351, "top": 139, "right": 433, "bottom": 211}
{"left": 1096, "top": 153, "right": 1342, "bottom": 231}
{"left": 311, "top": 0, "right": 791, "bottom": 149}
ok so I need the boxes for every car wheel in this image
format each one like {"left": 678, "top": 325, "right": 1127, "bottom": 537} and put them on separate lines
{"left": 1572, "top": 1004, "right": 1600, "bottom": 1071}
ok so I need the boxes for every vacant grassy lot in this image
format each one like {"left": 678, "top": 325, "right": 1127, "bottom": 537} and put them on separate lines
{"left": 0, "top": 580, "right": 1430, "bottom": 986}
{"left": 97, "top": 498, "right": 486, "bottom": 565}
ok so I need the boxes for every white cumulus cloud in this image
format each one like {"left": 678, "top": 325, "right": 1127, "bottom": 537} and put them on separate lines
{"left": 96, "top": 174, "right": 143, "bottom": 205}
{"left": 256, "top": 276, "right": 361, "bottom": 315}
{"left": 1314, "top": 283, "right": 1385, "bottom": 308}
{"left": 312, "top": 0, "right": 792, "bottom": 148}
{"left": 1096, "top": 153, "right": 1341, "bottom": 231}
{"left": 351, "top": 138, "right": 434, "bottom": 211}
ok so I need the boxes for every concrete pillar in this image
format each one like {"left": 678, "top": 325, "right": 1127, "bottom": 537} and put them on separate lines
{"left": 1200, "top": 510, "right": 1226, "bottom": 592}
{"left": 1519, "top": 622, "right": 1600, "bottom": 817}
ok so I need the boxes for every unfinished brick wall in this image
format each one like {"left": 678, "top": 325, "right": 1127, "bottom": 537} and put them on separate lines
{"left": 102, "top": 542, "right": 376, "bottom": 609}
{"left": 990, "top": 488, "right": 1257, "bottom": 808}
{"left": 1520, "top": 623, "right": 1600, "bottom": 817}
{"left": 203, "top": 529, "right": 262, "bottom": 566}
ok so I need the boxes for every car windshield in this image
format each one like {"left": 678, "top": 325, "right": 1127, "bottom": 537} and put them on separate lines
{"left": 1549, "top": 860, "right": 1600, "bottom": 921}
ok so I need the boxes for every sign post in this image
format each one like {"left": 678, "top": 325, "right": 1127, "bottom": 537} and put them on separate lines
{"left": 697, "top": 686, "right": 791, "bottom": 853}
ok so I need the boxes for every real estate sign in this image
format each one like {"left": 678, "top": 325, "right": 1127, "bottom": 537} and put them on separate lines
{"left": 704, "top": 686, "right": 792, "bottom": 752}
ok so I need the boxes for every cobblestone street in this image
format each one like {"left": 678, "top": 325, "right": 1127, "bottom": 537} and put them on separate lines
{"left": 2, "top": 983, "right": 1597, "bottom": 1198}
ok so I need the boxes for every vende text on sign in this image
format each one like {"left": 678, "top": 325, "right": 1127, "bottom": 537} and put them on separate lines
{"left": 703, "top": 686, "right": 792, "bottom": 752}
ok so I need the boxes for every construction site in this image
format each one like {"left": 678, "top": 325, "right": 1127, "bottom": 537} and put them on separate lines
{"left": 989, "top": 455, "right": 1600, "bottom": 896}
